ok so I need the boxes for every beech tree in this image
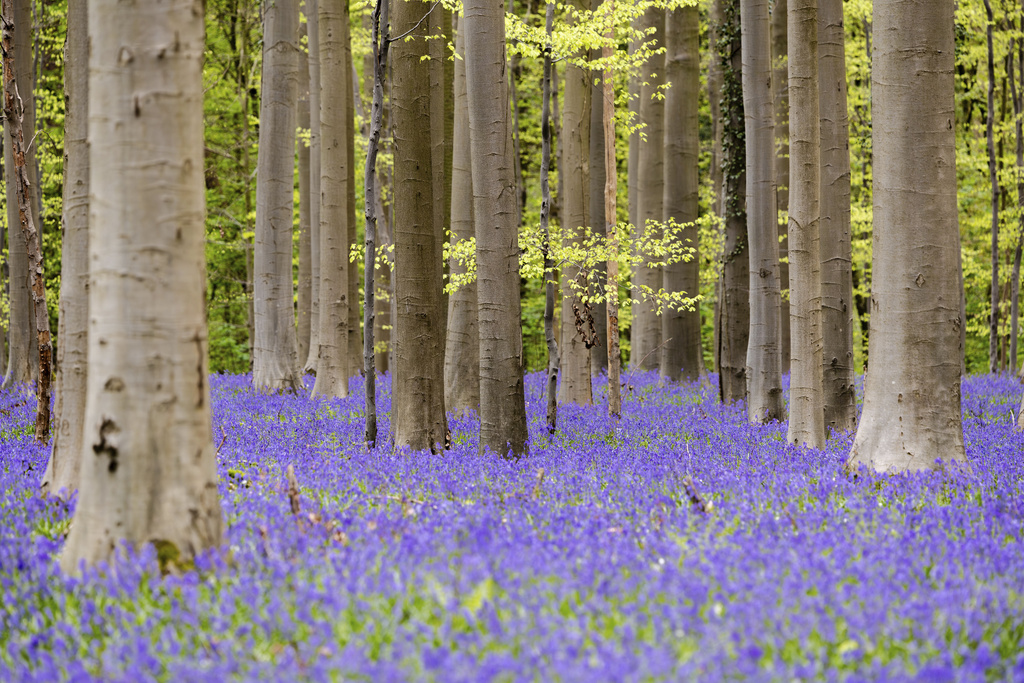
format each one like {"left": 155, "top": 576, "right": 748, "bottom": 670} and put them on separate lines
{"left": 661, "top": 4, "right": 703, "bottom": 383}
{"left": 464, "top": 0, "right": 529, "bottom": 456}
{"left": 392, "top": 0, "right": 448, "bottom": 451}
{"left": 304, "top": 0, "right": 323, "bottom": 374}
{"left": 311, "top": 0, "right": 351, "bottom": 399}
{"left": 847, "top": 0, "right": 966, "bottom": 472}
{"left": 444, "top": 22, "right": 481, "bottom": 416}
{"left": 61, "top": 0, "right": 223, "bottom": 570}
{"left": 253, "top": 0, "right": 303, "bottom": 392}
{"left": 43, "top": 0, "right": 89, "bottom": 494}
{"left": 818, "top": 0, "right": 855, "bottom": 434}
{"left": 632, "top": 8, "right": 665, "bottom": 371}
{"left": 741, "top": 0, "right": 785, "bottom": 422}
{"left": 716, "top": 0, "right": 751, "bottom": 404}
{"left": 560, "top": 0, "right": 594, "bottom": 405}
{"left": 785, "top": 0, "right": 824, "bottom": 448}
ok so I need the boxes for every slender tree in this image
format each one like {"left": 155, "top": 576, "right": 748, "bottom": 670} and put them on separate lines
{"left": 2, "top": 0, "right": 41, "bottom": 389}
{"left": 985, "top": 0, "right": 1000, "bottom": 374}
{"left": 741, "top": 0, "right": 785, "bottom": 421}
{"left": 312, "top": 0, "right": 351, "bottom": 398}
{"left": 604, "top": 0, "right": 622, "bottom": 417}
{"left": 661, "top": 4, "right": 703, "bottom": 383}
{"left": 772, "top": 0, "right": 790, "bottom": 374}
{"left": 392, "top": 0, "right": 447, "bottom": 451}
{"left": 444, "top": 21, "right": 481, "bottom": 417}
{"left": 253, "top": 0, "right": 303, "bottom": 392}
{"left": 560, "top": 0, "right": 594, "bottom": 405}
{"left": 589, "top": 26, "right": 608, "bottom": 376}
{"left": 297, "top": 25, "right": 313, "bottom": 364}
{"left": 2, "top": 0, "right": 51, "bottom": 441}
{"left": 362, "top": 0, "right": 390, "bottom": 448}
{"left": 847, "top": 0, "right": 966, "bottom": 472}
{"left": 304, "top": 0, "right": 323, "bottom": 373}
{"left": 1010, "top": 28, "right": 1023, "bottom": 375}
{"left": 61, "top": 0, "right": 223, "bottom": 570}
{"left": 819, "top": 0, "right": 855, "bottom": 433}
{"left": 632, "top": 8, "right": 665, "bottom": 370}
{"left": 541, "top": 2, "right": 559, "bottom": 432}
{"left": 717, "top": 0, "right": 750, "bottom": 404}
{"left": 785, "top": 0, "right": 824, "bottom": 448}
{"left": 43, "top": 0, "right": 89, "bottom": 494}
{"left": 464, "top": 0, "right": 529, "bottom": 456}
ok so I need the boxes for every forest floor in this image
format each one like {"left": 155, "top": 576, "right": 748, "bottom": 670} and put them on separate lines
{"left": 1, "top": 371, "right": 1023, "bottom": 681}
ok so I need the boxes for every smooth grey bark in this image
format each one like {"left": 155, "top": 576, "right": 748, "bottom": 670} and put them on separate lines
{"left": 444, "top": 22, "right": 481, "bottom": 417}
{"left": 632, "top": 8, "right": 665, "bottom": 370}
{"left": 297, "top": 27, "right": 313, "bottom": 364}
{"left": 253, "top": 0, "right": 303, "bottom": 392}
{"left": 589, "top": 36, "right": 608, "bottom": 375}
{"left": 559, "top": 0, "right": 593, "bottom": 405}
{"left": 312, "top": 0, "right": 350, "bottom": 398}
{"left": 2, "top": 0, "right": 40, "bottom": 389}
{"left": 717, "top": 0, "right": 750, "bottom": 405}
{"left": 60, "top": 0, "right": 222, "bottom": 570}
{"left": 661, "top": 5, "right": 703, "bottom": 383}
{"left": 741, "top": 0, "right": 785, "bottom": 421}
{"left": 43, "top": 0, "right": 88, "bottom": 494}
{"left": 345, "top": 12, "right": 361, "bottom": 379}
{"left": 392, "top": 0, "right": 447, "bottom": 452}
{"left": 304, "top": 0, "right": 323, "bottom": 373}
{"left": 818, "top": 0, "right": 855, "bottom": 434}
{"left": 847, "top": 0, "right": 966, "bottom": 472}
{"left": 785, "top": 0, "right": 824, "bottom": 448}
{"left": 464, "top": 0, "right": 528, "bottom": 456}
{"left": 771, "top": 0, "right": 791, "bottom": 374}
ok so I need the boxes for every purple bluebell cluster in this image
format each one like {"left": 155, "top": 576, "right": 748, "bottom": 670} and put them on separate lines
{"left": 1, "top": 371, "right": 1023, "bottom": 681}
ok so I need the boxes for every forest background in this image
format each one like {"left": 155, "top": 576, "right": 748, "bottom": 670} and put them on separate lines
{"left": 1, "top": 0, "right": 1019, "bottom": 379}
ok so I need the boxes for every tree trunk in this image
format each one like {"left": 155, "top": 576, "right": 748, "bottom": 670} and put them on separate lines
{"left": 304, "top": 0, "right": 323, "bottom": 374}
{"left": 345, "top": 10, "right": 360, "bottom": 378}
{"left": 444, "top": 21, "right": 481, "bottom": 417}
{"left": 60, "top": 0, "right": 222, "bottom": 571}
{"left": 464, "top": 0, "right": 528, "bottom": 456}
{"left": 1011, "top": 31, "right": 1023, "bottom": 375}
{"left": 2, "top": 0, "right": 40, "bottom": 389}
{"left": 604, "top": 1, "right": 622, "bottom": 418}
{"left": 43, "top": 0, "right": 88, "bottom": 494}
{"left": 785, "top": 0, "right": 824, "bottom": 448}
{"left": 392, "top": 0, "right": 447, "bottom": 452}
{"left": 772, "top": 0, "right": 791, "bottom": 374}
{"left": 1, "top": 0, "right": 50, "bottom": 441}
{"left": 362, "top": 0, "right": 389, "bottom": 448}
{"left": 253, "top": 0, "right": 303, "bottom": 392}
{"left": 709, "top": 0, "right": 723, "bottom": 375}
{"left": 589, "top": 32, "right": 608, "bottom": 376}
{"left": 819, "top": 0, "right": 855, "bottom": 433}
{"left": 541, "top": 3, "right": 558, "bottom": 433}
{"left": 632, "top": 8, "right": 665, "bottom": 371}
{"left": 297, "top": 26, "right": 313, "bottom": 364}
{"left": 312, "top": 0, "right": 351, "bottom": 398}
{"left": 559, "top": 0, "right": 593, "bottom": 405}
{"left": 741, "top": 0, "right": 785, "bottom": 421}
{"left": 717, "top": 0, "right": 750, "bottom": 405}
{"left": 847, "top": 0, "right": 966, "bottom": 472}
{"left": 985, "top": 0, "right": 1000, "bottom": 375}
{"left": 661, "top": 5, "right": 703, "bottom": 383}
